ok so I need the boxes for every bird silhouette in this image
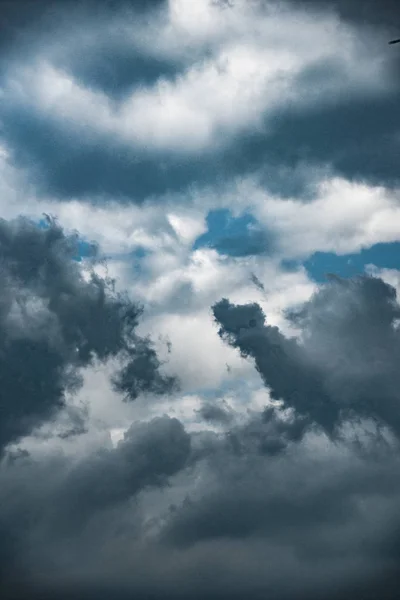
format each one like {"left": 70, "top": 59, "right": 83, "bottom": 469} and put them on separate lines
{"left": 389, "top": 39, "right": 400, "bottom": 45}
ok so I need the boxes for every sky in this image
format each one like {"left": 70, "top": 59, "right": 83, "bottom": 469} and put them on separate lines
{"left": 1, "top": 0, "right": 400, "bottom": 598}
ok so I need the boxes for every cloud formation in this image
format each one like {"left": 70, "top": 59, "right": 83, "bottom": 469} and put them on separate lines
{"left": 0, "top": 216, "right": 176, "bottom": 452}
{"left": 213, "top": 275, "right": 400, "bottom": 436}
{"left": 1, "top": 0, "right": 395, "bottom": 200}
{"left": 296, "top": 0, "right": 400, "bottom": 29}
{"left": 3, "top": 271, "right": 400, "bottom": 600}
{"left": 1, "top": 1, "right": 400, "bottom": 599}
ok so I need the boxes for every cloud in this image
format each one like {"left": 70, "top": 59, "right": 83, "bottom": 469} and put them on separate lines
{"left": 251, "top": 177, "right": 400, "bottom": 260}
{"left": 0, "top": 414, "right": 191, "bottom": 595}
{"left": 113, "top": 339, "right": 178, "bottom": 400}
{"left": 295, "top": 0, "right": 400, "bottom": 29}
{"left": 213, "top": 274, "right": 400, "bottom": 437}
{"left": 50, "top": 415, "right": 191, "bottom": 531}
{"left": 197, "top": 399, "right": 234, "bottom": 425}
{"left": 1, "top": 1, "right": 400, "bottom": 599}
{"left": 0, "top": 0, "right": 394, "bottom": 200}
{"left": 0, "top": 216, "right": 176, "bottom": 452}
{"left": 251, "top": 91, "right": 400, "bottom": 190}
{"left": 155, "top": 435, "right": 400, "bottom": 600}
{"left": 2, "top": 249, "right": 400, "bottom": 599}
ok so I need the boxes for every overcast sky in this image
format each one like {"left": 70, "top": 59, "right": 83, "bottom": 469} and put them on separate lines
{"left": 1, "top": 1, "right": 400, "bottom": 599}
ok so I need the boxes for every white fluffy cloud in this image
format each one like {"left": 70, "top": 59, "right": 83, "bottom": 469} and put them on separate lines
{"left": 253, "top": 177, "right": 400, "bottom": 258}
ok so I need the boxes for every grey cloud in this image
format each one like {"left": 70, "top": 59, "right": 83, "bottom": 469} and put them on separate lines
{"left": 228, "top": 405, "right": 310, "bottom": 456}
{"left": 3, "top": 448, "right": 400, "bottom": 600}
{"left": 1, "top": 0, "right": 399, "bottom": 205}
{"left": 211, "top": 297, "right": 331, "bottom": 431}
{"left": 259, "top": 91, "right": 400, "bottom": 191}
{"left": 197, "top": 400, "right": 234, "bottom": 425}
{"left": 0, "top": 1, "right": 169, "bottom": 93}
{"left": 0, "top": 416, "right": 191, "bottom": 595}
{"left": 286, "top": 276, "right": 400, "bottom": 428}
{"left": 163, "top": 455, "right": 364, "bottom": 547}
{"left": 53, "top": 416, "right": 191, "bottom": 530}
{"left": 250, "top": 272, "right": 265, "bottom": 292}
{"left": 5, "top": 80, "right": 398, "bottom": 204}
{"left": 0, "top": 216, "right": 177, "bottom": 451}
{"left": 194, "top": 403, "right": 310, "bottom": 459}
{"left": 215, "top": 64, "right": 400, "bottom": 196}
{"left": 3, "top": 325, "right": 400, "bottom": 600}
{"left": 0, "top": 1, "right": 190, "bottom": 202}
{"left": 113, "top": 341, "right": 179, "bottom": 400}
{"left": 158, "top": 429, "right": 400, "bottom": 600}
{"left": 59, "top": 38, "right": 180, "bottom": 102}
{"left": 293, "top": 0, "right": 400, "bottom": 30}
{"left": 0, "top": 0, "right": 166, "bottom": 45}
{"left": 2, "top": 1, "right": 400, "bottom": 597}
{"left": 213, "top": 275, "right": 400, "bottom": 437}
{"left": 1, "top": 103, "right": 221, "bottom": 200}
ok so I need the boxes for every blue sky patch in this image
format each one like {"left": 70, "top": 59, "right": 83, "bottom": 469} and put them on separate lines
{"left": 283, "top": 241, "right": 400, "bottom": 282}
{"left": 193, "top": 209, "right": 271, "bottom": 257}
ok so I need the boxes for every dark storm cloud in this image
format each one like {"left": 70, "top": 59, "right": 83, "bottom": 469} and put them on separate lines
{"left": 0, "top": 0, "right": 166, "bottom": 43}
{"left": 0, "top": 102, "right": 221, "bottom": 200}
{"left": 213, "top": 275, "right": 400, "bottom": 437}
{"left": 155, "top": 271, "right": 400, "bottom": 599}
{"left": 294, "top": 0, "right": 400, "bottom": 30}
{"left": 163, "top": 445, "right": 394, "bottom": 548}
{"left": 4, "top": 74, "right": 399, "bottom": 203}
{"left": 5, "top": 444, "right": 400, "bottom": 600}
{"left": 3, "top": 274, "right": 400, "bottom": 600}
{"left": 158, "top": 414, "right": 400, "bottom": 600}
{"left": 2, "top": 2, "right": 400, "bottom": 598}
{"left": 59, "top": 36, "right": 180, "bottom": 102}
{"left": 213, "top": 296, "right": 336, "bottom": 432}
{"left": 0, "top": 216, "right": 177, "bottom": 451}
{"left": 0, "top": 0, "right": 168, "bottom": 82}
{"left": 218, "top": 51, "right": 400, "bottom": 194}
{"left": 50, "top": 416, "right": 191, "bottom": 530}
{"left": 0, "top": 416, "right": 191, "bottom": 595}
{"left": 229, "top": 405, "right": 310, "bottom": 455}
{"left": 255, "top": 92, "right": 400, "bottom": 191}
{"left": 113, "top": 340, "right": 178, "bottom": 400}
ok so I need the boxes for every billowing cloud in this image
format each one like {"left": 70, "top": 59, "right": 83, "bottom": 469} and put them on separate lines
{"left": 48, "top": 415, "right": 191, "bottom": 531}
{"left": 1, "top": 0, "right": 400, "bottom": 599}
{"left": 3, "top": 271, "right": 400, "bottom": 599}
{"left": 0, "top": 215, "right": 176, "bottom": 452}
{"left": 1, "top": 0, "right": 395, "bottom": 200}
{"left": 0, "top": 414, "right": 191, "bottom": 595}
{"left": 213, "top": 275, "right": 400, "bottom": 436}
